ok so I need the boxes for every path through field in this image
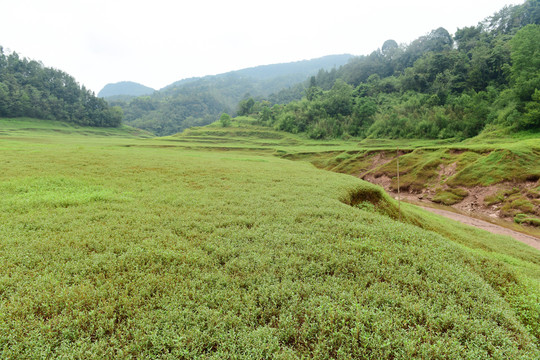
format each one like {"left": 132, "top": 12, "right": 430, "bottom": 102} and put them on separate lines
{"left": 420, "top": 206, "right": 540, "bottom": 251}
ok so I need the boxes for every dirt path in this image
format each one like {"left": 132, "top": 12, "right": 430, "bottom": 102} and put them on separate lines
{"left": 420, "top": 206, "right": 540, "bottom": 251}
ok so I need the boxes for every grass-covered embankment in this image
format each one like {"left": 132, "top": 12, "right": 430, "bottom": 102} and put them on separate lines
{"left": 274, "top": 128, "right": 540, "bottom": 227}
{"left": 0, "top": 118, "right": 539, "bottom": 358}
{"left": 0, "top": 117, "right": 153, "bottom": 139}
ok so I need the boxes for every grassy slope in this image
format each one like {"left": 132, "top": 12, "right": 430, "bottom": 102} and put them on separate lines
{"left": 0, "top": 118, "right": 539, "bottom": 358}
{"left": 0, "top": 117, "right": 154, "bottom": 139}
{"left": 224, "top": 119, "right": 540, "bottom": 228}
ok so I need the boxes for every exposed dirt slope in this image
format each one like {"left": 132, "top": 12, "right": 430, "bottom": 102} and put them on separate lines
{"left": 286, "top": 147, "right": 540, "bottom": 228}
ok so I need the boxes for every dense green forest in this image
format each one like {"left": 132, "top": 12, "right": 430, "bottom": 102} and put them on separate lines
{"left": 0, "top": 47, "right": 122, "bottom": 127}
{"left": 110, "top": 55, "right": 352, "bottom": 136}
{"left": 242, "top": 0, "right": 540, "bottom": 140}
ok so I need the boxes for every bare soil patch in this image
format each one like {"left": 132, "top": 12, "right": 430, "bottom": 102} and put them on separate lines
{"left": 363, "top": 174, "right": 540, "bottom": 248}
{"left": 437, "top": 162, "right": 457, "bottom": 183}
{"left": 363, "top": 174, "right": 392, "bottom": 189}
{"left": 453, "top": 185, "right": 499, "bottom": 214}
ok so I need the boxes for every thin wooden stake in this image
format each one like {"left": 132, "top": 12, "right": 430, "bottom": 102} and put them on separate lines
{"left": 397, "top": 147, "right": 401, "bottom": 221}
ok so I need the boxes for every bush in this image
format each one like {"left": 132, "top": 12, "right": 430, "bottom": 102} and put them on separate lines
{"left": 219, "top": 113, "right": 232, "bottom": 127}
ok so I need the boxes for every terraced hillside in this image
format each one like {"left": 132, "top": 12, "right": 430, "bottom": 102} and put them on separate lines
{"left": 173, "top": 118, "right": 540, "bottom": 230}
{"left": 290, "top": 143, "right": 539, "bottom": 227}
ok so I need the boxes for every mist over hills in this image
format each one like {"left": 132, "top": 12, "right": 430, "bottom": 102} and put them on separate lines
{"left": 98, "top": 81, "right": 155, "bottom": 98}
{"left": 106, "top": 54, "right": 353, "bottom": 136}
{"left": 162, "top": 54, "right": 354, "bottom": 91}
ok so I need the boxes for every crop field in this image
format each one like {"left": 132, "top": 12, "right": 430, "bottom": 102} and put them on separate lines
{"left": 1, "top": 118, "right": 539, "bottom": 358}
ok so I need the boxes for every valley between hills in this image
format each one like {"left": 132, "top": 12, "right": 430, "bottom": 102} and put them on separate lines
{"left": 1, "top": 0, "right": 540, "bottom": 358}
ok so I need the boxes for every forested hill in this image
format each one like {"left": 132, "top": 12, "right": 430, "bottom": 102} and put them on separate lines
{"left": 0, "top": 47, "right": 122, "bottom": 127}
{"left": 98, "top": 81, "right": 155, "bottom": 99}
{"left": 163, "top": 54, "right": 353, "bottom": 90}
{"left": 243, "top": 0, "right": 540, "bottom": 140}
{"left": 110, "top": 54, "right": 353, "bottom": 136}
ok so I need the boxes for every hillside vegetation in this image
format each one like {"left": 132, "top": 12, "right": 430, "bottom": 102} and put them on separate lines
{"left": 1, "top": 118, "right": 539, "bottom": 358}
{"left": 0, "top": 47, "right": 122, "bottom": 127}
{"left": 109, "top": 55, "right": 352, "bottom": 136}
{"left": 287, "top": 136, "right": 540, "bottom": 227}
{"left": 174, "top": 117, "right": 540, "bottom": 228}
{"left": 244, "top": 0, "right": 540, "bottom": 140}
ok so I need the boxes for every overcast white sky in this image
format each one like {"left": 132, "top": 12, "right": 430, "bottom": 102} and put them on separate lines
{"left": 0, "top": 0, "right": 523, "bottom": 94}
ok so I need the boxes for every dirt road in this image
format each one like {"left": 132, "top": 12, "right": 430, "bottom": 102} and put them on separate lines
{"left": 420, "top": 206, "right": 540, "bottom": 251}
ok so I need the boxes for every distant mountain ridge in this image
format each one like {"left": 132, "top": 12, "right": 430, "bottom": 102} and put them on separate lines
{"left": 163, "top": 54, "right": 353, "bottom": 91}
{"left": 109, "top": 54, "right": 354, "bottom": 136}
{"left": 98, "top": 81, "right": 155, "bottom": 98}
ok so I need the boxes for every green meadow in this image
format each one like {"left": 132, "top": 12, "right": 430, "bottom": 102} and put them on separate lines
{"left": 1, "top": 118, "right": 539, "bottom": 358}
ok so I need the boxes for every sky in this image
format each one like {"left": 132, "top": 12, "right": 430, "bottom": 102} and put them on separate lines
{"left": 0, "top": 0, "right": 524, "bottom": 94}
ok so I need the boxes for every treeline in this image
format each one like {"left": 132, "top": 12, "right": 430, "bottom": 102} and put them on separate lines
{"left": 112, "top": 73, "right": 311, "bottom": 136}
{"left": 115, "top": 90, "right": 226, "bottom": 136}
{"left": 242, "top": 0, "right": 540, "bottom": 140}
{"left": 0, "top": 47, "right": 122, "bottom": 127}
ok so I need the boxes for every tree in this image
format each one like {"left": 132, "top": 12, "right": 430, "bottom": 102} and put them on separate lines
{"left": 323, "top": 79, "right": 353, "bottom": 117}
{"left": 0, "top": 45, "right": 122, "bottom": 127}
{"left": 219, "top": 113, "right": 232, "bottom": 127}
{"left": 482, "top": 1, "right": 540, "bottom": 36}
{"left": 107, "top": 106, "right": 124, "bottom": 127}
{"left": 507, "top": 24, "right": 540, "bottom": 129}
{"left": 510, "top": 24, "right": 540, "bottom": 102}
{"left": 237, "top": 97, "right": 255, "bottom": 116}
{"left": 454, "top": 26, "right": 483, "bottom": 52}
{"left": 306, "top": 76, "right": 322, "bottom": 101}
{"left": 258, "top": 106, "right": 272, "bottom": 124}
{"left": 231, "top": 0, "right": 538, "bottom": 139}
{"left": 521, "top": 89, "right": 540, "bottom": 128}
{"left": 381, "top": 39, "right": 399, "bottom": 60}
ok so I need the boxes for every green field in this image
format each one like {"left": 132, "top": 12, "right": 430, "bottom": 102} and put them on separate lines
{"left": 1, "top": 118, "right": 540, "bottom": 358}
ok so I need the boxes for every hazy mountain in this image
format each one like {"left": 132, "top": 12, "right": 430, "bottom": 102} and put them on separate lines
{"left": 98, "top": 81, "right": 155, "bottom": 98}
{"left": 111, "top": 54, "right": 353, "bottom": 136}
{"left": 162, "top": 54, "right": 353, "bottom": 91}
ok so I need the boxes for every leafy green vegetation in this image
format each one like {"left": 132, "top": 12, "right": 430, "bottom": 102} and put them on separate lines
{"left": 1, "top": 118, "right": 539, "bottom": 358}
{"left": 242, "top": 1, "right": 539, "bottom": 140}
{"left": 0, "top": 48, "right": 122, "bottom": 127}
{"left": 219, "top": 113, "right": 232, "bottom": 127}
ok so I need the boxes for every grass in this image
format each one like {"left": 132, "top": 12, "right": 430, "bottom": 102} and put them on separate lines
{"left": 212, "top": 120, "right": 538, "bottom": 227}
{"left": 515, "top": 214, "right": 540, "bottom": 226}
{"left": 1, "top": 118, "right": 540, "bottom": 358}
{"left": 483, "top": 187, "right": 540, "bottom": 227}
{"left": 0, "top": 117, "right": 153, "bottom": 138}
{"left": 485, "top": 188, "right": 519, "bottom": 206}
{"left": 449, "top": 148, "right": 540, "bottom": 187}
{"left": 432, "top": 188, "right": 469, "bottom": 206}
